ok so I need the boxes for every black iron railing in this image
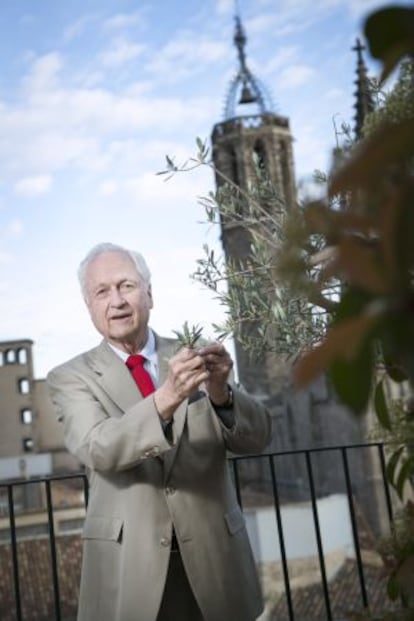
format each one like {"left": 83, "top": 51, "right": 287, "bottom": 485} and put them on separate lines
{"left": 0, "top": 443, "right": 402, "bottom": 621}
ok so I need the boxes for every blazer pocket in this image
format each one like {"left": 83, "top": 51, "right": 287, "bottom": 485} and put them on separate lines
{"left": 82, "top": 516, "right": 123, "bottom": 542}
{"left": 224, "top": 507, "right": 245, "bottom": 536}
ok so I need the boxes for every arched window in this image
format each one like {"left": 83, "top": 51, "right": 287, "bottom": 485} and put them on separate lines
{"left": 21, "top": 409, "right": 33, "bottom": 424}
{"left": 18, "top": 378, "right": 30, "bottom": 394}
{"left": 253, "top": 140, "right": 267, "bottom": 174}
{"left": 5, "top": 349, "right": 16, "bottom": 364}
{"left": 228, "top": 147, "right": 239, "bottom": 186}
{"left": 279, "top": 140, "right": 291, "bottom": 208}
{"left": 22, "top": 438, "right": 34, "bottom": 452}
{"left": 17, "top": 348, "right": 28, "bottom": 364}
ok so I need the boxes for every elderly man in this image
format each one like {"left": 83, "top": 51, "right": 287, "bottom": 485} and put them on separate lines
{"left": 47, "top": 242, "right": 271, "bottom": 621}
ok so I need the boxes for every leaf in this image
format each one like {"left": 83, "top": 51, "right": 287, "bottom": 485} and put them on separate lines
{"left": 394, "top": 556, "right": 414, "bottom": 599}
{"left": 165, "top": 154, "right": 175, "bottom": 169}
{"left": 386, "top": 445, "right": 405, "bottom": 489}
{"left": 364, "top": 6, "right": 414, "bottom": 82}
{"left": 386, "top": 573, "right": 400, "bottom": 601}
{"left": 329, "top": 335, "right": 374, "bottom": 414}
{"left": 294, "top": 309, "right": 379, "bottom": 389}
{"left": 326, "top": 237, "right": 388, "bottom": 295}
{"left": 374, "top": 379, "right": 392, "bottom": 430}
{"left": 329, "top": 119, "right": 414, "bottom": 196}
{"left": 173, "top": 321, "right": 204, "bottom": 348}
{"left": 395, "top": 456, "right": 414, "bottom": 500}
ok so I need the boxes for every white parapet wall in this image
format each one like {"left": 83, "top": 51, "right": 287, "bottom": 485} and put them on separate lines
{"left": 0, "top": 453, "right": 53, "bottom": 480}
{"left": 244, "top": 493, "right": 354, "bottom": 566}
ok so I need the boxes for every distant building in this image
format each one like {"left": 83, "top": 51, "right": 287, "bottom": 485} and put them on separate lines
{"left": 0, "top": 339, "right": 80, "bottom": 482}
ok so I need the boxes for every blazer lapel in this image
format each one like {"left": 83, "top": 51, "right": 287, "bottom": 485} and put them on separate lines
{"left": 86, "top": 336, "right": 188, "bottom": 480}
{"left": 86, "top": 341, "right": 141, "bottom": 412}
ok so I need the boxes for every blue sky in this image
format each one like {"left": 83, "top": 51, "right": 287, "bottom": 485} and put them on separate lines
{"left": 0, "top": 0, "right": 410, "bottom": 377}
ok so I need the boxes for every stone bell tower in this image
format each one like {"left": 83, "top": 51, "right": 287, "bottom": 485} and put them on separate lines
{"left": 211, "top": 16, "right": 296, "bottom": 401}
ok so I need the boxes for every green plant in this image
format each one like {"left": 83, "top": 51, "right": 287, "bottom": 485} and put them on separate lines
{"left": 172, "top": 321, "right": 204, "bottom": 349}
{"left": 160, "top": 143, "right": 330, "bottom": 362}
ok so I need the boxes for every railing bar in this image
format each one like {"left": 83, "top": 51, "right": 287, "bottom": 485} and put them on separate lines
{"left": 0, "top": 443, "right": 391, "bottom": 486}
{"left": 305, "top": 452, "right": 333, "bottom": 621}
{"left": 342, "top": 448, "right": 369, "bottom": 608}
{"left": 8, "top": 485, "right": 22, "bottom": 621}
{"left": 0, "top": 444, "right": 395, "bottom": 621}
{"left": 0, "top": 471, "right": 88, "bottom": 488}
{"left": 378, "top": 444, "right": 394, "bottom": 524}
{"left": 232, "top": 460, "right": 243, "bottom": 509}
{"left": 82, "top": 474, "right": 89, "bottom": 509}
{"left": 230, "top": 441, "right": 386, "bottom": 462}
{"left": 269, "top": 455, "right": 295, "bottom": 621}
{"left": 45, "top": 479, "right": 61, "bottom": 621}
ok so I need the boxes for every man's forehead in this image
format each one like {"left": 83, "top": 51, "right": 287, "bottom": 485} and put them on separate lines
{"left": 87, "top": 251, "right": 138, "bottom": 280}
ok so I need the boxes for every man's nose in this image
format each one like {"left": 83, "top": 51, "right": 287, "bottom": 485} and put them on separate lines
{"left": 109, "top": 288, "right": 125, "bottom": 306}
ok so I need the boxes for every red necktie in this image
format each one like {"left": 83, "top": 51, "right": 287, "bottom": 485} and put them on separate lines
{"left": 126, "top": 355, "right": 156, "bottom": 397}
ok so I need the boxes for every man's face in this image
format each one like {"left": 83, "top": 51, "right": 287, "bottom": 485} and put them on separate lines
{"left": 85, "top": 251, "right": 153, "bottom": 352}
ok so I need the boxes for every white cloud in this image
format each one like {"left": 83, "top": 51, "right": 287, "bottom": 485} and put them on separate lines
{"left": 215, "top": 0, "right": 234, "bottom": 15}
{"left": 0, "top": 71, "right": 216, "bottom": 181}
{"left": 4, "top": 219, "right": 24, "bottom": 238}
{"left": 14, "top": 175, "right": 52, "bottom": 197}
{"left": 0, "top": 251, "right": 13, "bottom": 265}
{"left": 279, "top": 64, "right": 315, "bottom": 89}
{"left": 263, "top": 46, "right": 298, "bottom": 75}
{"left": 146, "top": 35, "right": 228, "bottom": 82}
{"left": 22, "top": 52, "right": 63, "bottom": 93}
{"left": 326, "top": 87, "right": 346, "bottom": 100}
{"left": 102, "top": 11, "right": 146, "bottom": 32}
{"left": 98, "top": 180, "right": 118, "bottom": 196}
{"left": 121, "top": 166, "right": 211, "bottom": 208}
{"left": 63, "top": 13, "right": 99, "bottom": 42}
{"left": 98, "top": 38, "right": 146, "bottom": 68}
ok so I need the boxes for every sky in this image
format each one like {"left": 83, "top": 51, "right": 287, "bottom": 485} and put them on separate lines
{"left": 0, "top": 0, "right": 410, "bottom": 378}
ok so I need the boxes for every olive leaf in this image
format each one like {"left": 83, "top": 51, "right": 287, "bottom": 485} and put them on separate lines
{"left": 173, "top": 321, "right": 204, "bottom": 348}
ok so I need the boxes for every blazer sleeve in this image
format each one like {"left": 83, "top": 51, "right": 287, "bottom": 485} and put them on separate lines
{"left": 219, "top": 386, "right": 272, "bottom": 455}
{"left": 47, "top": 365, "right": 178, "bottom": 473}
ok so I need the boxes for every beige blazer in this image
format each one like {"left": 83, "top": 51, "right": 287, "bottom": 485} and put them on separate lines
{"left": 47, "top": 335, "right": 271, "bottom": 621}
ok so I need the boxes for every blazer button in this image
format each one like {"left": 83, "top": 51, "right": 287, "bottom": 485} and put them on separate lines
{"left": 160, "top": 537, "right": 171, "bottom": 547}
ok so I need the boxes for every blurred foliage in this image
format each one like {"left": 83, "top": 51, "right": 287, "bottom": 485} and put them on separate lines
{"left": 292, "top": 4, "right": 414, "bottom": 615}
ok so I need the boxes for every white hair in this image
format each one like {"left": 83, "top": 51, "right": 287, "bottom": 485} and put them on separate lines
{"left": 78, "top": 242, "right": 151, "bottom": 300}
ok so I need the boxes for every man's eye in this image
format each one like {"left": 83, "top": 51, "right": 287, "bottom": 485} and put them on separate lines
{"left": 121, "top": 282, "right": 135, "bottom": 291}
{"left": 95, "top": 288, "right": 108, "bottom": 298}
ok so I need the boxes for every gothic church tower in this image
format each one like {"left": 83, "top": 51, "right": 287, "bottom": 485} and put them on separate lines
{"left": 211, "top": 16, "right": 296, "bottom": 401}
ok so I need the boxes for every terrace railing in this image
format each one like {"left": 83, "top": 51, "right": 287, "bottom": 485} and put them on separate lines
{"left": 0, "top": 442, "right": 404, "bottom": 621}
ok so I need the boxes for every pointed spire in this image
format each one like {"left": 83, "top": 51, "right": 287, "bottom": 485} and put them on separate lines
{"left": 224, "top": 13, "right": 273, "bottom": 119}
{"left": 353, "top": 38, "right": 375, "bottom": 140}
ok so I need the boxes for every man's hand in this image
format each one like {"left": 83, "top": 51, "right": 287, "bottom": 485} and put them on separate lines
{"left": 154, "top": 347, "right": 209, "bottom": 420}
{"left": 198, "top": 342, "right": 233, "bottom": 406}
